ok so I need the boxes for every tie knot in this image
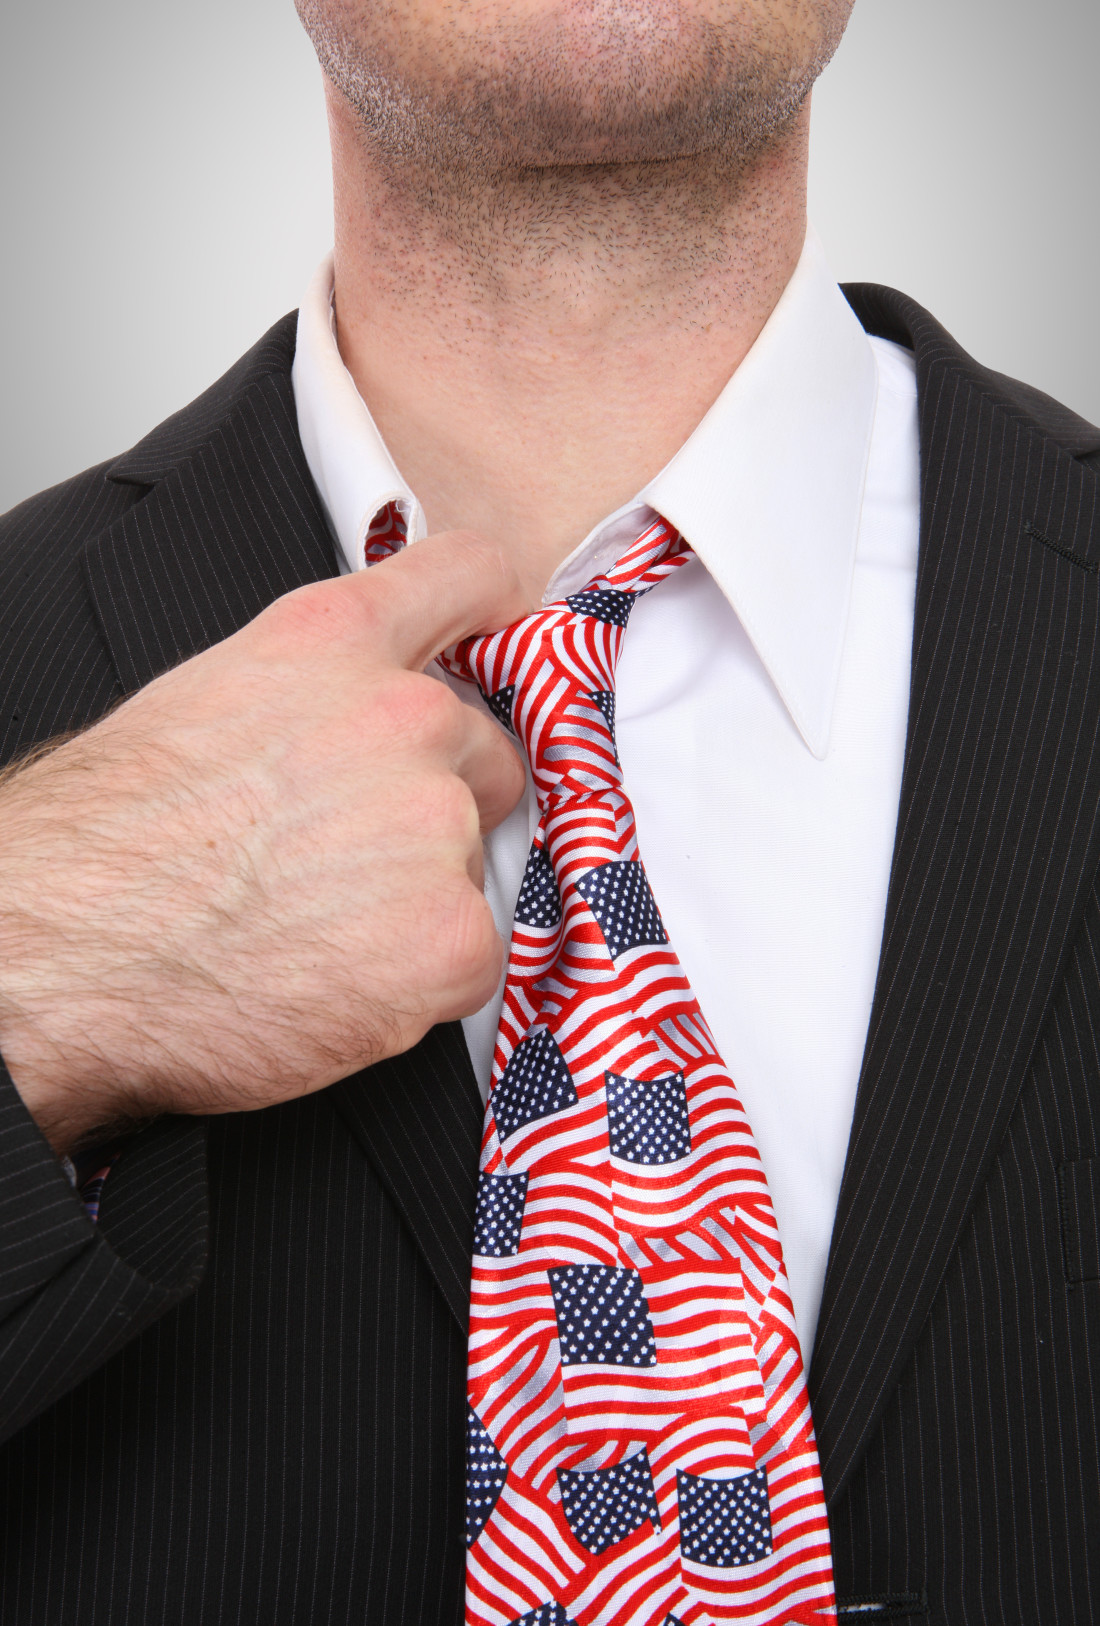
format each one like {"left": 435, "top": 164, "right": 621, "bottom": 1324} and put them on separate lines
{"left": 442, "top": 517, "right": 690, "bottom": 808}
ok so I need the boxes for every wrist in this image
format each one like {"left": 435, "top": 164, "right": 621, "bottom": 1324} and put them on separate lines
{"left": 0, "top": 1023, "right": 131, "bottom": 1160}
{"left": 0, "top": 755, "right": 142, "bottom": 1156}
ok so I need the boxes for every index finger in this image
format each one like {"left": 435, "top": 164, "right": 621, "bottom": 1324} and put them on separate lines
{"left": 352, "top": 530, "right": 535, "bottom": 670}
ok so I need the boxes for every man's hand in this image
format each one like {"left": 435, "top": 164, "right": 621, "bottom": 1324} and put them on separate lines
{"left": 0, "top": 533, "right": 530, "bottom": 1156}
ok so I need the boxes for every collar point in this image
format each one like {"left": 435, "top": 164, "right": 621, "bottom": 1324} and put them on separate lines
{"left": 789, "top": 703, "right": 833, "bottom": 762}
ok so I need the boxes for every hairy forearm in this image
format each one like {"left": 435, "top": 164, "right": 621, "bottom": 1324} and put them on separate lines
{"left": 0, "top": 536, "right": 528, "bottom": 1157}
{"left": 0, "top": 739, "right": 161, "bottom": 1155}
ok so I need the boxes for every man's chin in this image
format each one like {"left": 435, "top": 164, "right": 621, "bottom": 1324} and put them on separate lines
{"left": 303, "top": 0, "right": 848, "bottom": 190}
{"left": 310, "top": 7, "right": 818, "bottom": 188}
{"left": 396, "top": 73, "right": 803, "bottom": 181}
{"left": 463, "top": 122, "right": 729, "bottom": 174}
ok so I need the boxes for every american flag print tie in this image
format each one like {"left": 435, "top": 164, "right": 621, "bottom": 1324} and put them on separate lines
{"left": 443, "top": 516, "right": 836, "bottom": 1626}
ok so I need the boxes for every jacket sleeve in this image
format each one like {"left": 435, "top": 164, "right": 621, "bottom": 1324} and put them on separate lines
{"left": 0, "top": 1053, "right": 208, "bottom": 1446}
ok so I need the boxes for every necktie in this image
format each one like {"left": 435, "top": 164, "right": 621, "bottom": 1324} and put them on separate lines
{"left": 444, "top": 516, "right": 836, "bottom": 1626}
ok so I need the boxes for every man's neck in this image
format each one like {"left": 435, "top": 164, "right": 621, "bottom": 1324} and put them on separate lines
{"left": 329, "top": 89, "right": 810, "bottom": 600}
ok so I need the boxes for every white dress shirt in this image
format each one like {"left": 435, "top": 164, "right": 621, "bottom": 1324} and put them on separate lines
{"left": 291, "top": 228, "right": 921, "bottom": 1362}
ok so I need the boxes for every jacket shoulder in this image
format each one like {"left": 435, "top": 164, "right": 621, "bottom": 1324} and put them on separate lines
{"left": 0, "top": 309, "right": 300, "bottom": 550}
{"left": 0, "top": 459, "right": 138, "bottom": 764}
{"left": 102, "top": 310, "right": 298, "bottom": 484}
{"left": 0, "top": 457, "right": 144, "bottom": 579}
{"left": 0, "top": 312, "right": 300, "bottom": 763}
{"left": 842, "top": 281, "right": 1100, "bottom": 468}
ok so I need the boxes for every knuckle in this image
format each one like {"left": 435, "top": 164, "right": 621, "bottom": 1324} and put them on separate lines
{"left": 398, "top": 770, "right": 477, "bottom": 848}
{"left": 447, "top": 888, "right": 504, "bottom": 997}
{"left": 257, "top": 579, "right": 367, "bottom": 651}
{"left": 444, "top": 531, "right": 524, "bottom": 601}
{"left": 476, "top": 744, "right": 527, "bottom": 832}
{"left": 427, "top": 771, "right": 479, "bottom": 838}
{"left": 436, "top": 528, "right": 491, "bottom": 563}
{"left": 499, "top": 738, "right": 527, "bottom": 797}
{"left": 386, "top": 674, "right": 464, "bottom": 750}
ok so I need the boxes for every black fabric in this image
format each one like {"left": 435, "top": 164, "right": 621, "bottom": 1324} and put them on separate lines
{"left": 1060, "top": 1155, "right": 1100, "bottom": 1282}
{"left": 0, "top": 293, "right": 1097, "bottom": 1623}
{"left": 814, "top": 285, "right": 1100, "bottom": 1498}
{"left": 0, "top": 1080, "right": 466, "bottom": 1625}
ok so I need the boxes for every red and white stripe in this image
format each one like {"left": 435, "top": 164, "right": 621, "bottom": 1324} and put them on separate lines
{"left": 438, "top": 518, "right": 835, "bottom": 1624}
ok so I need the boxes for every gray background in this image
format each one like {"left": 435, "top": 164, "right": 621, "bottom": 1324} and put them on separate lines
{"left": 1, "top": 0, "right": 1097, "bottom": 515}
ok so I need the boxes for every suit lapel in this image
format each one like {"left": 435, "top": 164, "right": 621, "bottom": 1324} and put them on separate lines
{"left": 82, "top": 312, "right": 484, "bottom": 1332}
{"left": 810, "top": 285, "right": 1100, "bottom": 1504}
{"left": 85, "top": 317, "right": 341, "bottom": 690}
{"left": 329, "top": 1028, "right": 483, "bottom": 1330}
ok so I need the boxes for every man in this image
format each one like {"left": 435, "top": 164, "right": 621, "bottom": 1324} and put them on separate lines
{"left": 0, "top": 0, "right": 1097, "bottom": 1619}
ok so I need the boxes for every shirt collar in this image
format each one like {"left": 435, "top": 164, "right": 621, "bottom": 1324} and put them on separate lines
{"left": 292, "top": 227, "right": 877, "bottom": 758}
{"left": 293, "top": 254, "right": 427, "bottom": 558}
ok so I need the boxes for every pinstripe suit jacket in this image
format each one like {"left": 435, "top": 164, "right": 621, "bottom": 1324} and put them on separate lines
{"left": 1, "top": 288, "right": 1099, "bottom": 1626}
